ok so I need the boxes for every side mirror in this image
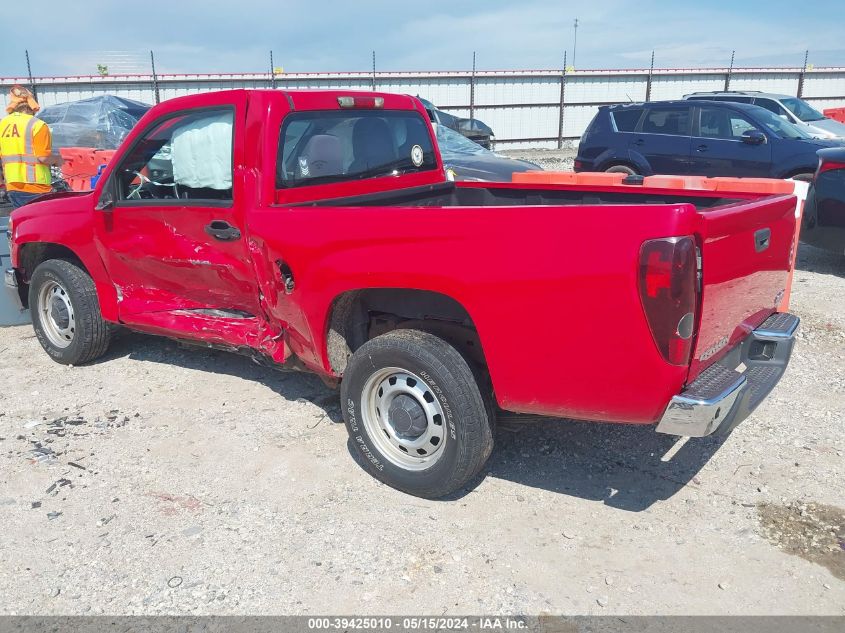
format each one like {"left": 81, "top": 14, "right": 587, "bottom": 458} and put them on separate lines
{"left": 95, "top": 186, "right": 115, "bottom": 211}
{"left": 742, "top": 130, "right": 767, "bottom": 145}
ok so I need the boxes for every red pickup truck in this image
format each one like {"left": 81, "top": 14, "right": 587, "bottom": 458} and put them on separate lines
{"left": 5, "top": 90, "right": 800, "bottom": 498}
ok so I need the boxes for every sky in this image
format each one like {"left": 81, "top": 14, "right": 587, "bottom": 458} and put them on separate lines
{"left": 1, "top": 0, "right": 843, "bottom": 77}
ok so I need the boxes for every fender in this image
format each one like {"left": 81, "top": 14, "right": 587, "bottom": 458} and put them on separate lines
{"left": 10, "top": 195, "right": 119, "bottom": 321}
{"left": 623, "top": 148, "right": 654, "bottom": 175}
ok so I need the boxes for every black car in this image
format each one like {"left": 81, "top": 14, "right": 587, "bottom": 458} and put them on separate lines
{"left": 418, "top": 97, "right": 494, "bottom": 149}
{"left": 434, "top": 124, "right": 539, "bottom": 181}
{"left": 575, "top": 100, "right": 844, "bottom": 181}
{"left": 802, "top": 147, "right": 845, "bottom": 254}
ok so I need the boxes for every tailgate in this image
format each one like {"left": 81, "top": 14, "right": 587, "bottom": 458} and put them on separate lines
{"left": 689, "top": 193, "right": 797, "bottom": 380}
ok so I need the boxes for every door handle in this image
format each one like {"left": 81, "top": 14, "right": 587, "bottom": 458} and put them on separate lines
{"left": 696, "top": 144, "right": 709, "bottom": 153}
{"left": 204, "top": 220, "right": 241, "bottom": 242}
{"left": 632, "top": 138, "right": 645, "bottom": 146}
{"left": 754, "top": 227, "right": 771, "bottom": 253}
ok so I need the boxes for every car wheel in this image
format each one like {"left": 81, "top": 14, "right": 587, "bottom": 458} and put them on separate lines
{"left": 605, "top": 164, "right": 638, "bottom": 176}
{"left": 29, "top": 259, "right": 112, "bottom": 365}
{"left": 341, "top": 329, "right": 494, "bottom": 498}
{"left": 791, "top": 173, "right": 814, "bottom": 183}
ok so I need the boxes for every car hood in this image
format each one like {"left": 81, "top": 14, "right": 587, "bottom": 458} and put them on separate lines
{"left": 444, "top": 154, "right": 541, "bottom": 182}
{"left": 803, "top": 118, "right": 845, "bottom": 138}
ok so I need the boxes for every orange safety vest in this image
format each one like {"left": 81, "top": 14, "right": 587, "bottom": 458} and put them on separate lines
{"left": 0, "top": 112, "right": 51, "bottom": 189}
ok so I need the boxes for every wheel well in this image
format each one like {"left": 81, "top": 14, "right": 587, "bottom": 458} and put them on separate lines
{"left": 602, "top": 160, "right": 638, "bottom": 173}
{"left": 15, "top": 243, "right": 87, "bottom": 307}
{"left": 782, "top": 168, "right": 815, "bottom": 180}
{"left": 326, "top": 289, "right": 486, "bottom": 375}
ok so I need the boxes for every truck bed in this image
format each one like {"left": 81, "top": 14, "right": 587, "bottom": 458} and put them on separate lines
{"left": 288, "top": 181, "right": 744, "bottom": 211}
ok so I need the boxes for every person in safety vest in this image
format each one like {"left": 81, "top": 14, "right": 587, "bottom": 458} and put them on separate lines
{"left": 0, "top": 85, "right": 61, "bottom": 209}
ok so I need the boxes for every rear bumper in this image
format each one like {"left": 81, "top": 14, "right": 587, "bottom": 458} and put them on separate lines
{"left": 655, "top": 312, "right": 799, "bottom": 437}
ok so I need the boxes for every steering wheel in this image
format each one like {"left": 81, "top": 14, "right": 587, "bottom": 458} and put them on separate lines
{"left": 127, "top": 170, "right": 178, "bottom": 199}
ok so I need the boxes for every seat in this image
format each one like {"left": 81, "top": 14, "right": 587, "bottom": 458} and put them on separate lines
{"left": 298, "top": 134, "right": 342, "bottom": 178}
{"left": 349, "top": 118, "right": 396, "bottom": 173}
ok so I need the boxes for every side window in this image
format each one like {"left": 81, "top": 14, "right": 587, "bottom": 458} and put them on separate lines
{"left": 699, "top": 107, "right": 758, "bottom": 140}
{"left": 611, "top": 108, "right": 643, "bottom": 132}
{"left": 276, "top": 110, "right": 436, "bottom": 188}
{"left": 641, "top": 107, "right": 690, "bottom": 136}
{"left": 754, "top": 99, "right": 790, "bottom": 118}
{"left": 115, "top": 108, "right": 234, "bottom": 203}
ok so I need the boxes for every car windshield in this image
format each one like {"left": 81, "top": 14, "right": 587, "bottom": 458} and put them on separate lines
{"left": 753, "top": 107, "right": 813, "bottom": 140}
{"left": 781, "top": 97, "right": 826, "bottom": 122}
{"left": 434, "top": 124, "right": 490, "bottom": 156}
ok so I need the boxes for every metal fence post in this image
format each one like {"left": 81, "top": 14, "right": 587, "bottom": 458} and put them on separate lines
{"left": 470, "top": 51, "right": 476, "bottom": 121}
{"left": 150, "top": 50, "right": 160, "bottom": 104}
{"left": 25, "top": 50, "right": 37, "bottom": 99}
{"left": 557, "top": 52, "right": 568, "bottom": 149}
{"left": 270, "top": 50, "right": 276, "bottom": 89}
{"left": 645, "top": 51, "right": 654, "bottom": 101}
{"left": 724, "top": 50, "right": 735, "bottom": 92}
{"left": 797, "top": 50, "right": 809, "bottom": 98}
{"left": 371, "top": 51, "right": 376, "bottom": 91}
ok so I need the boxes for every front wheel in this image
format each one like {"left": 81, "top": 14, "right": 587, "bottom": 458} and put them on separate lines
{"left": 341, "top": 329, "right": 494, "bottom": 498}
{"left": 29, "top": 259, "right": 112, "bottom": 365}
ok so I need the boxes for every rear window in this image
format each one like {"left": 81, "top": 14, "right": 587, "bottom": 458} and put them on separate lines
{"left": 642, "top": 107, "right": 690, "bottom": 136}
{"left": 277, "top": 110, "right": 436, "bottom": 188}
{"left": 611, "top": 108, "right": 642, "bottom": 132}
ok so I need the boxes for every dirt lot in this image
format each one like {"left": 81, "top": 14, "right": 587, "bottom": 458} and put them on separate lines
{"left": 0, "top": 242, "right": 843, "bottom": 616}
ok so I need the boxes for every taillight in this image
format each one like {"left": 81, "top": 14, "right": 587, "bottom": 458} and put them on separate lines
{"left": 817, "top": 159, "right": 845, "bottom": 175}
{"left": 337, "top": 96, "right": 384, "bottom": 109}
{"left": 638, "top": 236, "right": 698, "bottom": 366}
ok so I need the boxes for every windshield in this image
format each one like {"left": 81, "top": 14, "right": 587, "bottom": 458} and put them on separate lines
{"left": 781, "top": 97, "right": 826, "bottom": 122}
{"left": 435, "top": 124, "right": 490, "bottom": 157}
{"left": 753, "top": 107, "right": 813, "bottom": 140}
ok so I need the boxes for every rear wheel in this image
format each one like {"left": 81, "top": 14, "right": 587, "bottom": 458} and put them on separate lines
{"left": 341, "top": 329, "right": 494, "bottom": 498}
{"left": 29, "top": 259, "right": 111, "bottom": 365}
{"left": 605, "top": 164, "right": 638, "bottom": 176}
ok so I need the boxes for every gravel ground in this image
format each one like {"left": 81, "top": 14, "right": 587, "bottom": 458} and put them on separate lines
{"left": 0, "top": 244, "right": 843, "bottom": 616}
{"left": 501, "top": 148, "right": 577, "bottom": 172}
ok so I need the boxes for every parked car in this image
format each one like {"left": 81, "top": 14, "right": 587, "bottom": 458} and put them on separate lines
{"left": 684, "top": 91, "right": 845, "bottom": 140}
{"left": 6, "top": 89, "right": 799, "bottom": 498}
{"left": 575, "top": 100, "right": 844, "bottom": 180}
{"left": 802, "top": 147, "right": 845, "bottom": 254}
{"left": 418, "top": 97, "right": 494, "bottom": 149}
{"left": 435, "top": 124, "right": 539, "bottom": 181}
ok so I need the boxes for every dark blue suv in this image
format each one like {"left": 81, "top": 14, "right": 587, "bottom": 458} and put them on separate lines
{"left": 575, "top": 100, "right": 844, "bottom": 181}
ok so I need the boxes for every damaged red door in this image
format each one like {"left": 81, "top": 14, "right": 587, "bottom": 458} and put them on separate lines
{"left": 94, "top": 95, "right": 265, "bottom": 343}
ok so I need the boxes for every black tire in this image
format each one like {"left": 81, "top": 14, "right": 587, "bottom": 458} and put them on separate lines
{"left": 791, "top": 173, "right": 814, "bottom": 183}
{"left": 605, "top": 164, "right": 638, "bottom": 176}
{"left": 29, "top": 259, "right": 111, "bottom": 365}
{"left": 341, "top": 329, "right": 494, "bottom": 498}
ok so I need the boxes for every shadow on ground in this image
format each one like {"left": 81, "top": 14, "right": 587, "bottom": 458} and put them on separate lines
{"left": 103, "top": 331, "right": 723, "bottom": 512}
{"left": 795, "top": 242, "right": 845, "bottom": 277}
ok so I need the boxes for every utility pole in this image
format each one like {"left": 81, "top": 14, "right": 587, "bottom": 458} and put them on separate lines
{"left": 572, "top": 18, "right": 579, "bottom": 69}
{"left": 25, "top": 50, "right": 37, "bottom": 99}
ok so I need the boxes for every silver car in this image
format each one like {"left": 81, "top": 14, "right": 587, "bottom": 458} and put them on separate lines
{"left": 684, "top": 91, "right": 845, "bottom": 140}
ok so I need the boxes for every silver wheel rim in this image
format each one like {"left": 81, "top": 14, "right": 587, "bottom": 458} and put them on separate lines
{"left": 361, "top": 367, "right": 447, "bottom": 470}
{"left": 37, "top": 280, "right": 75, "bottom": 349}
